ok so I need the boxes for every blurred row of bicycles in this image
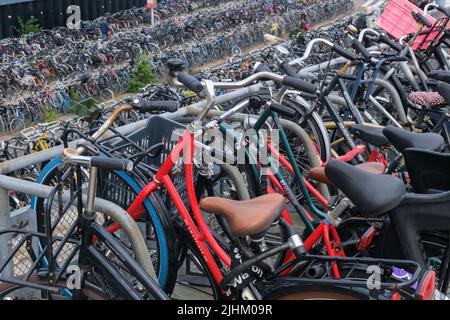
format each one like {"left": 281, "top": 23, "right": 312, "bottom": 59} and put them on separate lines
{"left": 0, "top": 0, "right": 353, "bottom": 135}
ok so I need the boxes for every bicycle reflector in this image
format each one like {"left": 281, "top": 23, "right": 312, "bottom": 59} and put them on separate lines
{"left": 417, "top": 270, "right": 436, "bottom": 300}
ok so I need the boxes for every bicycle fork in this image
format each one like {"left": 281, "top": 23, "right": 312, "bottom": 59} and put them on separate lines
{"left": 72, "top": 162, "right": 98, "bottom": 300}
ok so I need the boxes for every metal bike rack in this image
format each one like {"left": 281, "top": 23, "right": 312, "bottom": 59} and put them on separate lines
{"left": 0, "top": 175, "right": 156, "bottom": 281}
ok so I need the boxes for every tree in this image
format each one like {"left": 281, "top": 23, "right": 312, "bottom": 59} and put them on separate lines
{"left": 127, "top": 53, "right": 156, "bottom": 93}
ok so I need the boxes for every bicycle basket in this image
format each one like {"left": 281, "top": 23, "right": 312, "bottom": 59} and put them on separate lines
{"left": 276, "top": 255, "right": 424, "bottom": 299}
{"left": 98, "top": 116, "right": 196, "bottom": 213}
{"left": 0, "top": 167, "right": 85, "bottom": 292}
{"left": 100, "top": 116, "right": 186, "bottom": 172}
{"left": 378, "top": 0, "right": 443, "bottom": 50}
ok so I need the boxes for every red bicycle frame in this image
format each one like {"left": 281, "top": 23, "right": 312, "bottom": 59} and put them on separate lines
{"left": 108, "top": 129, "right": 231, "bottom": 284}
{"left": 105, "top": 128, "right": 356, "bottom": 286}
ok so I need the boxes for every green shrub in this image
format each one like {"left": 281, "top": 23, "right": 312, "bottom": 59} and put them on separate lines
{"left": 72, "top": 98, "right": 98, "bottom": 117}
{"left": 16, "top": 17, "right": 42, "bottom": 35}
{"left": 127, "top": 53, "right": 155, "bottom": 93}
{"left": 43, "top": 106, "right": 59, "bottom": 123}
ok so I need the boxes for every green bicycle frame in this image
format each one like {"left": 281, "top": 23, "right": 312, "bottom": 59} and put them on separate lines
{"left": 218, "top": 104, "right": 328, "bottom": 233}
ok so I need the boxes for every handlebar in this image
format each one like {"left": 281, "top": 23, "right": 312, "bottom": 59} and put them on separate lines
{"left": 357, "top": 28, "right": 380, "bottom": 43}
{"left": 172, "top": 70, "right": 318, "bottom": 93}
{"left": 411, "top": 10, "right": 433, "bottom": 28}
{"left": 379, "top": 34, "right": 403, "bottom": 52}
{"left": 177, "top": 72, "right": 204, "bottom": 94}
{"left": 289, "top": 38, "right": 334, "bottom": 65}
{"left": 61, "top": 148, "right": 133, "bottom": 172}
{"left": 333, "top": 44, "right": 358, "bottom": 61}
{"left": 351, "top": 39, "right": 372, "bottom": 61}
{"left": 280, "top": 61, "right": 299, "bottom": 77}
{"left": 424, "top": 2, "right": 439, "bottom": 15}
{"left": 132, "top": 99, "right": 180, "bottom": 113}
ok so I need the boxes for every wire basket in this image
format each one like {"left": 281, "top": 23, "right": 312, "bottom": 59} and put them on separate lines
{"left": 0, "top": 167, "right": 83, "bottom": 293}
{"left": 98, "top": 116, "right": 196, "bottom": 213}
{"left": 100, "top": 116, "right": 186, "bottom": 173}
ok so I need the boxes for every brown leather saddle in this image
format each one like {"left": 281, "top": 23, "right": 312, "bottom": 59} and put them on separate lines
{"left": 199, "top": 194, "right": 285, "bottom": 236}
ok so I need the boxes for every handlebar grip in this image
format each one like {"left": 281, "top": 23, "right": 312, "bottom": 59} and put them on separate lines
{"left": 435, "top": 6, "right": 450, "bottom": 18}
{"left": 269, "top": 102, "right": 297, "bottom": 118}
{"left": 388, "top": 56, "right": 408, "bottom": 62}
{"left": 442, "top": 37, "right": 450, "bottom": 49}
{"left": 254, "top": 62, "right": 272, "bottom": 73}
{"left": 91, "top": 157, "right": 133, "bottom": 172}
{"left": 177, "top": 71, "right": 203, "bottom": 94}
{"left": 333, "top": 45, "right": 358, "bottom": 61}
{"left": 351, "top": 39, "right": 371, "bottom": 60}
{"left": 138, "top": 100, "right": 180, "bottom": 113}
{"left": 412, "top": 11, "right": 433, "bottom": 27}
{"left": 379, "top": 34, "right": 403, "bottom": 52}
{"left": 282, "top": 76, "right": 317, "bottom": 94}
{"left": 280, "top": 62, "right": 298, "bottom": 77}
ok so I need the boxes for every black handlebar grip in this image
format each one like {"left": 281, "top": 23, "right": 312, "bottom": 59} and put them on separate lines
{"left": 379, "top": 34, "right": 403, "bottom": 52}
{"left": 351, "top": 39, "right": 371, "bottom": 61}
{"left": 280, "top": 62, "right": 298, "bottom": 77}
{"left": 269, "top": 102, "right": 297, "bottom": 118}
{"left": 140, "top": 100, "right": 180, "bottom": 113}
{"left": 442, "top": 37, "right": 450, "bottom": 49}
{"left": 91, "top": 157, "right": 133, "bottom": 172}
{"left": 435, "top": 6, "right": 450, "bottom": 18}
{"left": 254, "top": 62, "right": 272, "bottom": 73}
{"left": 177, "top": 71, "right": 203, "bottom": 94}
{"left": 412, "top": 11, "right": 433, "bottom": 27}
{"left": 389, "top": 56, "right": 408, "bottom": 62}
{"left": 282, "top": 76, "right": 317, "bottom": 94}
{"left": 333, "top": 45, "right": 358, "bottom": 61}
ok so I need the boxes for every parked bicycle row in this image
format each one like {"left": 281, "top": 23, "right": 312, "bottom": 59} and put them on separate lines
{"left": 0, "top": 12, "right": 362, "bottom": 162}
{"left": 1, "top": 0, "right": 450, "bottom": 300}
{"left": 0, "top": 0, "right": 237, "bottom": 64}
{"left": 0, "top": 0, "right": 353, "bottom": 135}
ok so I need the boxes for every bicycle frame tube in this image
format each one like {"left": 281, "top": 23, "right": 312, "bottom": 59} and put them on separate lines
{"left": 219, "top": 104, "right": 330, "bottom": 230}
{"left": 126, "top": 130, "right": 231, "bottom": 284}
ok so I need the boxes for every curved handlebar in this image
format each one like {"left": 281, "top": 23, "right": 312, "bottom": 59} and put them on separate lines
{"left": 424, "top": 2, "right": 438, "bottom": 15}
{"left": 172, "top": 71, "right": 285, "bottom": 90}
{"left": 289, "top": 38, "right": 334, "bottom": 66}
{"left": 358, "top": 28, "right": 380, "bottom": 42}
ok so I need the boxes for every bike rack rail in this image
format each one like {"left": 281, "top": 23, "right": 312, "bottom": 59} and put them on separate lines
{"left": 0, "top": 173, "right": 156, "bottom": 281}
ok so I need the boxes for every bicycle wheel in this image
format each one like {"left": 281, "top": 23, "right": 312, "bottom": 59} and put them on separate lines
{"left": 263, "top": 283, "right": 369, "bottom": 300}
{"left": 31, "top": 158, "right": 178, "bottom": 294}
{"left": 173, "top": 235, "right": 223, "bottom": 300}
{"left": 9, "top": 118, "right": 25, "bottom": 132}
{"left": 0, "top": 275, "right": 109, "bottom": 300}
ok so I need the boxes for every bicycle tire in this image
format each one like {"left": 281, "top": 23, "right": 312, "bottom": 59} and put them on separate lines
{"left": 174, "top": 234, "right": 223, "bottom": 300}
{"left": 263, "top": 282, "right": 369, "bottom": 300}
{"left": 31, "top": 158, "right": 178, "bottom": 294}
{"left": 0, "top": 275, "right": 109, "bottom": 300}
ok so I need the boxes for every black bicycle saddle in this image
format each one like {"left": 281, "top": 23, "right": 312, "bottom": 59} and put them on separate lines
{"left": 429, "top": 70, "right": 450, "bottom": 84}
{"left": 350, "top": 125, "right": 390, "bottom": 147}
{"left": 325, "top": 160, "right": 406, "bottom": 217}
{"left": 436, "top": 81, "right": 450, "bottom": 105}
{"left": 382, "top": 126, "right": 444, "bottom": 153}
